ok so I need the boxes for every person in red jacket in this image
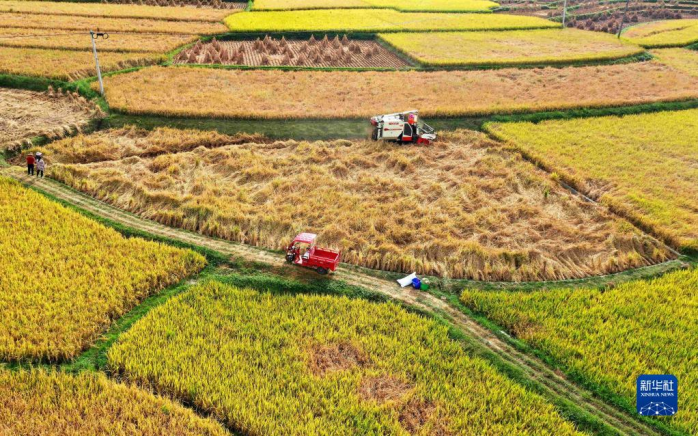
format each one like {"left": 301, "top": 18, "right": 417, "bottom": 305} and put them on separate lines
{"left": 26, "top": 154, "right": 35, "bottom": 176}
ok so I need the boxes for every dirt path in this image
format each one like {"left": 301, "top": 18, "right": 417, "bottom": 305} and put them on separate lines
{"left": 4, "top": 168, "right": 662, "bottom": 436}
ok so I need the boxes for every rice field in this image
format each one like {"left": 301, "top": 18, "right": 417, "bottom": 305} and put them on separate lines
{"left": 0, "top": 0, "right": 232, "bottom": 21}
{"left": 485, "top": 109, "right": 698, "bottom": 252}
{"left": 622, "top": 19, "right": 698, "bottom": 48}
{"left": 0, "top": 46, "right": 163, "bottom": 80}
{"left": 461, "top": 267, "right": 698, "bottom": 435}
{"left": 0, "top": 177, "right": 206, "bottom": 361}
{"left": 379, "top": 28, "right": 645, "bottom": 67}
{"left": 0, "top": 369, "right": 229, "bottom": 435}
{"left": 252, "top": 0, "right": 499, "bottom": 12}
{"left": 98, "top": 62, "right": 698, "bottom": 119}
{"left": 652, "top": 48, "right": 698, "bottom": 77}
{"left": 49, "top": 128, "right": 670, "bottom": 281}
{"left": 223, "top": 9, "right": 560, "bottom": 33}
{"left": 0, "top": 27, "right": 197, "bottom": 52}
{"left": 108, "top": 281, "right": 583, "bottom": 435}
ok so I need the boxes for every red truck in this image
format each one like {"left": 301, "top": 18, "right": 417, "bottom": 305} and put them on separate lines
{"left": 285, "top": 233, "right": 341, "bottom": 275}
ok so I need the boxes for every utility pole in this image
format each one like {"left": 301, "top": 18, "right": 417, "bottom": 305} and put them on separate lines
{"left": 617, "top": 0, "right": 631, "bottom": 38}
{"left": 562, "top": 0, "right": 569, "bottom": 28}
{"left": 90, "top": 31, "right": 108, "bottom": 95}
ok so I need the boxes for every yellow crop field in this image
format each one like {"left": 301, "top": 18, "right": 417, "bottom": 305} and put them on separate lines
{"left": 224, "top": 9, "right": 559, "bottom": 32}
{"left": 485, "top": 109, "right": 698, "bottom": 252}
{"left": 461, "top": 267, "right": 698, "bottom": 435}
{"left": 652, "top": 48, "right": 698, "bottom": 77}
{"left": 0, "top": 370, "right": 229, "bottom": 435}
{"left": 253, "top": 0, "right": 499, "bottom": 12}
{"left": 622, "top": 19, "right": 698, "bottom": 48}
{"left": 108, "top": 282, "right": 582, "bottom": 435}
{"left": 49, "top": 128, "right": 669, "bottom": 281}
{"left": 379, "top": 29, "right": 645, "bottom": 66}
{"left": 0, "top": 0, "right": 232, "bottom": 21}
{"left": 0, "top": 177, "right": 205, "bottom": 361}
{"left": 99, "top": 63, "right": 698, "bottom": 119}
{"left": 0, "top": 12, "right": 228, "bottom": 34}
{"left": 0, "top": 46, "right": 163, "bottom": 80}
{"left": 0, "top": 27, "right": 197, "bottom": 52}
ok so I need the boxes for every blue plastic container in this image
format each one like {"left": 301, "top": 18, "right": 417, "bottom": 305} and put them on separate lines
{"left": 411, "top": 278, "right": 421, "bottom": 289}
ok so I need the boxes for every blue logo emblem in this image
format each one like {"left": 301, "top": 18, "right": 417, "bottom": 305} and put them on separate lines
{"left": 637, "top": 375, "right": 678, "bottom": 416}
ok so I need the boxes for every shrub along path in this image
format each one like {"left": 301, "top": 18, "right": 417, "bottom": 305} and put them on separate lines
{"left": 1, "top": 165, "right": 670, "bottom": 436}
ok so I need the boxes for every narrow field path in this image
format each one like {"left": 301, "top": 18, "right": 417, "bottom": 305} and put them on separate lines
{"left": 4, "top": 168, "right": 664, "bottom": 436}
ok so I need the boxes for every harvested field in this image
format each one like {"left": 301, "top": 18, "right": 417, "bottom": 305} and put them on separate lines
{"left": 106, "top": 0, "right": 245, "bottom": 9}
{"left": 0, "top": 27, "right": 197, "bottom": 52}
{"left": 108, "top": 282, "right": 583, "bottom": 435}
{"left": 224, "top": 9, "right": 560, "bottom": 33}
{"left": 379, "top": 28, "right": 645, "bottom": 67}
{"left": 99, "top": 63, "right": 698, "bottom": 119}
{"left": 174, "top": 35, "right": 409, "bottom": 68}
{"left": 485, "top": 109, "right": 698, "bottom": 251}
{"left": 0, "top": 87, "right": 100, "bottom": 151}
{"left": 0, "top": 1, "right": 233, "bottom": 21}
{"left": 48, "top": 128, "right": 670, "bottom": 280}
{"left": 622, "top": 19, "right": 698, "bottom": 47}
{"left": 0, "top": 370, "right": 229, "bottom": 436}
{"left": 461, "top": 267, "right": 698, "bottom": 435}
{"left": 652, "top": 47, "right": 698, "bottom": 76}
{"left": 0, "top": 12, "right": 228, "bottom": 34}
{"left": 0, "top": 46, "right": 164, "bottom": 80}
{"left": 252, "top": 0, "right": 499, "bottom": 12}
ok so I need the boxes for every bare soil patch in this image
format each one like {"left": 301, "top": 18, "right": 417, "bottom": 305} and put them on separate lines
{"left": 308, "top": 342, "right": 369, "bottom": 376}
{"left": 358, "top": 375, "right": 413, "bottom": 403}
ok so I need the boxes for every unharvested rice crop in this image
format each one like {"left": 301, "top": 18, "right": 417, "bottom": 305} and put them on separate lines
{"left": 0, "top": 0, "right": 232, "bottom": 21}
{"left": 0, "top": 27, "right": 197, "bottom": 52}
{"left": 99, "top": 63, "right": 698, "bottom": 119}
{"left": 0, "top": 369, "right": 229, "bottom": 435}
{"left": 622, "top": 19, "right": 698, "bottom": 48}
{"left": 108, "top": 282, "right": 583, "bottom": 435}
{"left": 485, "top": 109, "right": 698, "bottom": 252}
{"left": 0, "top": 87, "right": 100, "bottom": 151}
{"left": 253, "top": 0, "right": 499, "bottom": 12}
{"left": 379, "top": 28, "right": 645, "bottom": 66}
{"left": 49, "top": 128, "right": 670, "bottom": 280}
{"left": 0, "top": 12, "right": 228, "bottom": 34}
{"left": 0, "top": 177, "right": 205, "bottom": 361}
{"left": 0, "top": 46, "right": 163, "bottom": 80}
{"left": 224, "top": 9, "right": 560, "bottom": 33}
{"left": 652, "top": 47, "right": 698, "bottom": 77}
{"left": 461, "top": 267, "right": 698, "bottom": 435}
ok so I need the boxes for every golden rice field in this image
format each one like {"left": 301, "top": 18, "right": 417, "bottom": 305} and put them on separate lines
{"left": 252, "top": 0, "right": 499, "bottom": 12}
{"left": 622, "top": 19, "right": 698, "bottom": 48}
{"left": 0, "top": 370, "right": 229, "bottom": 435}
{"left": 0, "top": 27, "right": 197, "bottom": 52}
{"left": 223, "top": 9, "right": 559, "bottom": 32}
{"left": 0, "top": 12, "right": 228, "bottom": 34}
{"left": 0, "top": 0, "right": 232, "bottom": 21}
{"left": 379, "top": 29, "right": 645, "bottom": 66}
{"left": 108, "top": 282, "right": 583, "bottom": 435}
{"left": 485, "top": 109, "right": 698, "bottom": 252}
{"left": 48, "top": 128, "right": 669, "bottom": 281}
{"left": 461, "top": 267, "right": 698, "bottom": 435}
{"left": 0, "top": 177, "right": 205, "bottom": 361}
{"left": 651, "top": 48, "right": 698, "bottom": 77}
{"left": 0, "top": 46, "right": 163, "bottom": 80}
{"left": 99, "top": 63, "right": 698, "bottom": 119}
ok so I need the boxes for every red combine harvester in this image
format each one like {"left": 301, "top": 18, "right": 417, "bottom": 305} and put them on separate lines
{"left": 285, "top": 233, "right": 341, "bottom": 275}
{"left": 370, "top": 110, "right": 436, "bottom": 145}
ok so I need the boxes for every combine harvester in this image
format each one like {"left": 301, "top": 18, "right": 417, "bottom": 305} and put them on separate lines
{"left": 370, "top": 110, "right": 436, "bottom": 145}
{"left": 286, "top": 232, "right": 340, "bottom": 275}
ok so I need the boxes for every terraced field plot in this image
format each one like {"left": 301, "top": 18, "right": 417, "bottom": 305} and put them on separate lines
{"left": 99, "top": 62, "right": 698, "bottom": 118}
{"left": 224, "top": 9, "right": 559, "bottom": 32}
{"left": 379, "top": 28, "right": 645, "bottom": 66}
{"left": 622, "top": 19, "right": 698, "bottom": 47}
{"left": 652, "top": 47, "right": 698, "bottom": 77}
{"left": 0, "top": 370, "right": 228, "bottom": 435}
{"left": 0, "top": 177, "right": 205, "bottom": 361}
{"left": 108, "top": 282, "right": 583, "bottom": 435}
{"left": 0, "top": 88, "right": 98, "bottom": 150}
{"left": 461, "top": 267, "right": 698, "bottom": 435}
{"left": 485, "top": 109, "right": 698, "bottom": 252}
{"left": 49, "top": 128, "right": 669, "bottom": 281}
{"left": 252, "top": 0, "right": 499, "bottom": 11}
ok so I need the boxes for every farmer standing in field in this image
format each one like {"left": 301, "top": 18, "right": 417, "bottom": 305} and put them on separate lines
{"left": 26, "top": 153, "right": 35, "bottom": 176}
{"left": 36, "top": 155, "right": 45, "bottom": 178}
